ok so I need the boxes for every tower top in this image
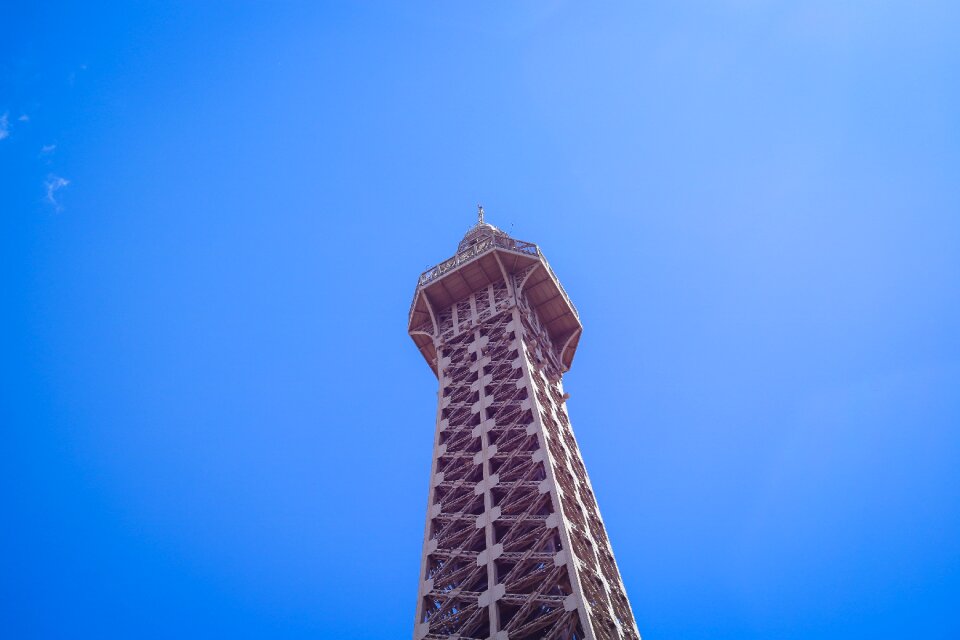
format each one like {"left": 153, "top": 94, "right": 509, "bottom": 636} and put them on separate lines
{"left": 409, "top": 211, "right": 582, "bottom": 375}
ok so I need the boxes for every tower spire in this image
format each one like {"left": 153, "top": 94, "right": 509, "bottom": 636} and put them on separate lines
{"left": 477, "top": 203, "right": 485, "bottom": 225}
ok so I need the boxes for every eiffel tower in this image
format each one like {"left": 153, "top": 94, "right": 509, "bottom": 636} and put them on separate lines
{"left": 408, "top": 208, "right": 641, "bottom": 640}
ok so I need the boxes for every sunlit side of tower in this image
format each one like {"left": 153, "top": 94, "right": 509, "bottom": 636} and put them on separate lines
{"left": 408, "top": 210, "right": 640, "bottom": 640}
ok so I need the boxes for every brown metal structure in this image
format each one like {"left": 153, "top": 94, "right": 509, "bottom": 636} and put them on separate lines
{"left": 408, "top": 213, "right": 640, "bottom": 640}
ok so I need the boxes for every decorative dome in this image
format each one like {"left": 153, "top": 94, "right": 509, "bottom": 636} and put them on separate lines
{"left": 457, "top": 205, "right": 511, "bottom": 252}
{"left": 457, "top": 221, "right": 510, "bottom": 252}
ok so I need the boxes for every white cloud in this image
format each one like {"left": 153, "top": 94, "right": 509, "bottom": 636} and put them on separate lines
{"left": 45, "top": 175, "right": 70, "bottom": 211}
{"left": 18, "top": 114, "right": 29, "bottom": 122}
{"left": 41, "top": 144, "right": 56, "bottom": 154}
{"left": 0, "top": 113, "right": 9, "bottom": 140}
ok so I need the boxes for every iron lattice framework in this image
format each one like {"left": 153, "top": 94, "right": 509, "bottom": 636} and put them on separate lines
{"left": 408, "top": 218, "right": 640, "bottom": 640}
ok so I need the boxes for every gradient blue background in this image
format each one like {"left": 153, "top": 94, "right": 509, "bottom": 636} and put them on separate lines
{"left": 2, "top": 2, "right": 959, "bottom": 638}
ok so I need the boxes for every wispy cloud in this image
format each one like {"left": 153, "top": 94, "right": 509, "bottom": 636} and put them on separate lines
{"left": 68, "top": 63, "right": 88, "bottom": 87}
{"left": 41, "top": 144, "right": 57, "bottom": 154}
{"left": 18, "top": 114, "right": 29, "bottom": 122}
{"left": 45, "top": 175, "right": 70, "bottom": 211}
{"left": 0, "top": 113, "right": 9, "bottom": 140}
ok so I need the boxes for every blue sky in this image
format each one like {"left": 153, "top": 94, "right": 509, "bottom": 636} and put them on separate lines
{"left": 2, "top": 2, "right": 959, "bottom": 638}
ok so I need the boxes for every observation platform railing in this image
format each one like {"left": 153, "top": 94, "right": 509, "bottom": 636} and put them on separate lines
{"left": 410, "top": 233, "right": 579, "bottom": 326}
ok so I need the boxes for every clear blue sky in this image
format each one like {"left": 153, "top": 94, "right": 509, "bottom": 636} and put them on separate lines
{"left": 2, "top": 2, "right": 959, "bottom": 638}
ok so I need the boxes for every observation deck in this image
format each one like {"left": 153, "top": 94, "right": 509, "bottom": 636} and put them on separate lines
{"left": 408, "top": 221, "right": 582, "bottom": 376}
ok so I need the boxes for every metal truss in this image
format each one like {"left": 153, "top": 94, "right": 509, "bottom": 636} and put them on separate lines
{"left": 409, "top": 223, "right": 641, "bottom": 640}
